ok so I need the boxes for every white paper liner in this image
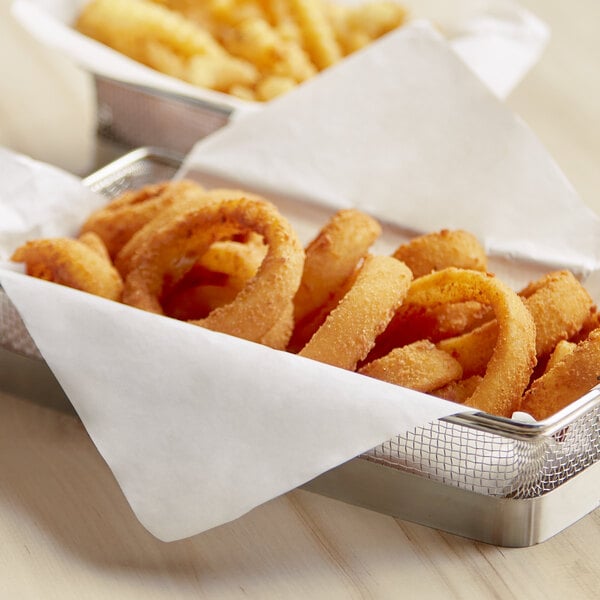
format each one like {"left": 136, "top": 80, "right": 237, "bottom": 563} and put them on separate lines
{"left": 0, "top": 24, "right": 599, "bottom": 543}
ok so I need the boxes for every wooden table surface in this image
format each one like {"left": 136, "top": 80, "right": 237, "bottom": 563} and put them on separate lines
{"left": 2, "top": 1, "right": 600, "bottom": 598}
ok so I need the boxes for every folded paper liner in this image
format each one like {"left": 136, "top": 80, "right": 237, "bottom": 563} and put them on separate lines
{"left": 1, "top": 24, "right": 600, "bottom": 542}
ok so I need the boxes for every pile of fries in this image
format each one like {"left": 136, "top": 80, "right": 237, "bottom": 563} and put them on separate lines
{"left": 75, "top": 0, "right": 407, "bottom": 101}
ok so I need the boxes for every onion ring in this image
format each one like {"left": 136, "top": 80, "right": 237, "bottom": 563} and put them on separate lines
{"left": 392, "top": 229, "right": 487, "bottom": 278}
{"left": 543, "top": 340, "right": 576, "bottom": 374}
{"left": 437, "top": 270, "right": 594, "bottom": 376}
{"left": 359, "top": 340, "right": 463, "bottom": 393}
{"left": 121, "top": 197, "right": 304, "bottom": 347}
{"left": 77, "top": 231, "right": 112, "bottom": 261}
{"left": 365, "top": 300, "right": 492, "bottom": 363}
{"left": 11, "top": 237, "right": 123, "bottom": 301}
{"left": 114, "top": 189, "right": 268, "bottom": 277}
{"left": 294, "top": 208, "right": 381, "bottom": 323}
{"left": 405, "top": 268, "right": 536, "bottom": 416}
{"left": 160, "top": 235, "right": 268, "bottom": 321}
{"left": 431, "top": 375, "right": 483, "bottom": 404}
{"left": 299, "top": 255, "right": 412, "bottom": 370}
{"left": 80, "top": 180, "right": 207, "bottom": 259}
{"left": 288, "top": 209, "right": 381, "bottom": 351}
{"left": 520, "top": 328, "right": 600, "bottom": 420}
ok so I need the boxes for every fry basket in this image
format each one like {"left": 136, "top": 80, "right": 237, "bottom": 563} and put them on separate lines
{"left": 94, "top": 77, "right": 236, "bottom": 154}
{"left": 2, "top": 147, "right": 599, "bottom": 548}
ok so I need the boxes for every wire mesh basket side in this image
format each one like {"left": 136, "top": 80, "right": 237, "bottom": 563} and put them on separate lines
{"left": 364, "top": 395, "right": 600, "bottom": 499}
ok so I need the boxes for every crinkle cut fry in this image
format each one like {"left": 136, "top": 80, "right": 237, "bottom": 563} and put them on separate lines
{"left": 299, "top": 255, "right": 413, "bottom": 371}
{"left": 76, "top": 0, "right": 227, "bottom": 58}
{"left": 121, "top": 197, "right": 305, "bottom": 347}
{"left": 405, "top": 268, "right": 537, "bottom": 417}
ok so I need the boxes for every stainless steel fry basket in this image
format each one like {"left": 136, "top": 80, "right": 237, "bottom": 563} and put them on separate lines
{"left": 95, "top": 76, "right": 234, "bottom": 154}
{"left": 2, "top": 147, "right": 599, "bottom": 547}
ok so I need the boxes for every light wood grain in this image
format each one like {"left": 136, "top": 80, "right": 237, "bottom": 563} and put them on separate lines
{"left": 1, "top": 1, "right": 600, "bottom": 598}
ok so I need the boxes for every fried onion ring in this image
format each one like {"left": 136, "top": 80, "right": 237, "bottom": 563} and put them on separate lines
{"left": 11, "top": 237, "right": 123, "bottom": 301}
{"left": 288, "top": 209, "right": 381, "bottom": 351}
{"left": 437, "top": 270, "right": 594, "bottom": 376}
{"left": 520, "top": 328, "right": 600, "bottom": 420}
{"left": 405, "top": 268, "right": 536, "bottom": 416}
{"left": 161, "top": 237, "right": 267, "bottom": 321}
{"left": 364, "top": 300, "right": 492, "bottom": 363}
{"left": 391, "top": 229, "right": 487, "bottom": 278}
{"left": 77, "top": 231, "right": 112, "bottom": 261}
{"left": 359, "top": 340, "right": 463, "bottom": 393}
{"left": 299, "top": 255, "right": 412, "bottom": 370}
{"left": 121, "top": 197, "right": 304, "bottom": 347}
{"left": 431, "top": 375, "right": 483, "bottom": 404}
{"left": 80, "top": 180, "right": 207, "bottom": 259}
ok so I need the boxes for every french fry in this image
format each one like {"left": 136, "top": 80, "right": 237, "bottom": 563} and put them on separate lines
{"left": 287, "top": 0, "right": 342, "bottom": 69}
{"left": 75, "top": 0, "right": 409, "bottom": 100}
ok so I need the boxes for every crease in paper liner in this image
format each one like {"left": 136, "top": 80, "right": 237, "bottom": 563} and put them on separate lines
{"left": 0, "top": 270, "right": 463, "bottom": 542}
{"left": 12, "top": 0, "right": 548, "bottom": 105}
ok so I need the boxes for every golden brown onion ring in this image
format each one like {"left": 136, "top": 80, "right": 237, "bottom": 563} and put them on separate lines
{"left": 161, "top": 235, "right": 268, "bottom": 321}
{"left": 543, "top": 340, "right": 576, "bottom": 374}
{"left": 80, "top": 180, "right": 207, "bottom": 259}
{"left": 405, "top": 268, "right": 536, "bottom": 417}
{"left": 11, "top": 237, "right": 123, "bottom": 301}
{"left": 359, "top": 340, "right": 463, "bottom": 393}
{"left": 364, "top": 300, "right": 492, "bottom": 364}
{"left": 114, "top": 189, "right": 268, "bottom": 277}
{"left": 520, "top": 328, "right": 600, "bottom": 420}
{"left": 392, "top": 229, "right": 487, "bottom": 278}
{"left": 121, "top": 197, "right": 304, "bottom": 347}
{"left": 437, "top": 270, "right": 594, "bottom": 376}
{"left": 431, "top": 375, "right": 483, "bottom": 404}
{"left": 299, "top": 255, "right": 412, "bottom": 370}
{"left": 77, "top": 231, "right": 112, "bottom": 261}
{"left": 293, "top": 208, "right": 382, "bottom": 324}
{"left": 519, "top": 270, "right": 595, "bottom": 356}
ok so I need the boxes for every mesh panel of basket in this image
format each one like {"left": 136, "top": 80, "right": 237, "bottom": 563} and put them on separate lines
{"left": 364, "top": 400, "right": 600, "bottom": 499}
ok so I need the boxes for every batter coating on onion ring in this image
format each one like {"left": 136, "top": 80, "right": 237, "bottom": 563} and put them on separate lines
{"left": 11, "top": 237, "right": 123, "bottom": 301}
{"left": 294, "top": 208, "right": 381, "bottom": 323}
{"left": 81, "top": 180, "right": 207, "bottom": 259}
{"left": 121, "top": 197, "right": 305, "bottom": 348}
{"left": 359, "top": 340, "right": 463, "bottom": 393}
{"left": 288, "top": 209, "right": 381, "bottom": 352}
{"left": 520, "top": 328, "right": 600, "bottom": 420}
{"left": 299, "top": 255, "right": 413, "bottom": 370}
{"left": 437, "top": 270, "right": 594, "bottom": 376}
{"left": 392, "top": 229, "right": 487, "bottom": 278}
{"left": 405, "top": 268, "right": 536, "bottom": 417}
